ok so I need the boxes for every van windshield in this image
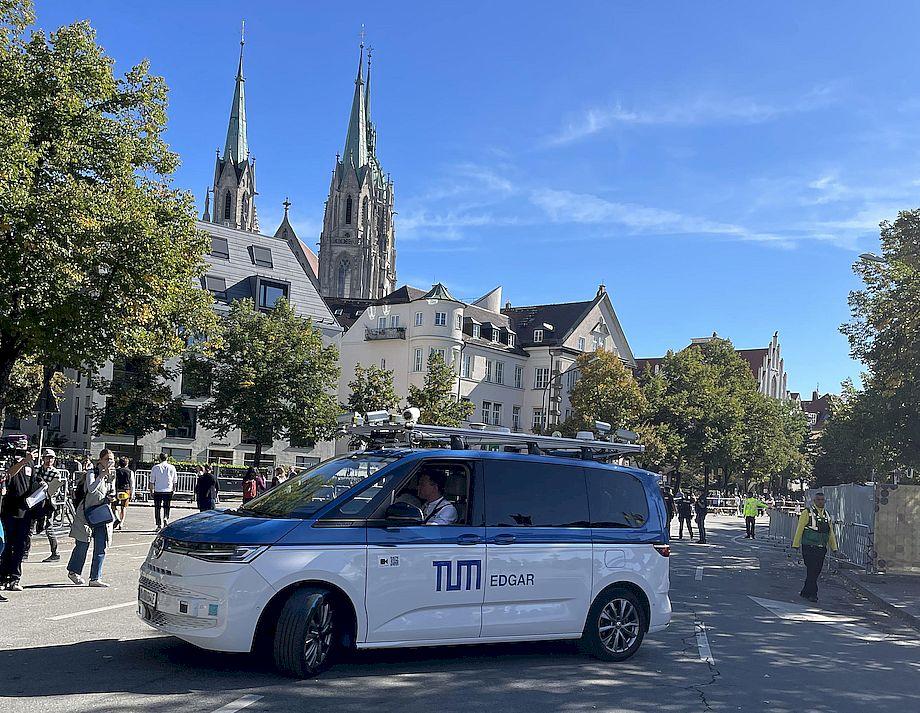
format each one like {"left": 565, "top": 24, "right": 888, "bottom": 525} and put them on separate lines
{"left": 238, "top": 454, "right": 401, "bottom": 519}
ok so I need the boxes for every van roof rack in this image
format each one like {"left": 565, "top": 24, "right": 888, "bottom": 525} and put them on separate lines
{"left": 344, "top": 422, "right": 644, "bottom": 462}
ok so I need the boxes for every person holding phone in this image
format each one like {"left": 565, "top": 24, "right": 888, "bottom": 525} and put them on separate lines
{"left": 67, "top": 449, "right": 116, "bottom": 587}
{"left": 0, "top": 449, "right": 40, "bottom": 592}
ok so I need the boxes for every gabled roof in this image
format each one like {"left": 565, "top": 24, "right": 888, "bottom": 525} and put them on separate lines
{"left": 503, "top": 299, "right": 597, "bottom": 348}
{"left": 422, "top": 282, "right": 457, "bottom": 302}
{"left": 379, "top": 285, "right": 427, "bottom": 304}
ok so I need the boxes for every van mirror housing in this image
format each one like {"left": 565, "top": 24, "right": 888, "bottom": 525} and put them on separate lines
{"left": 384, "top": 501, "right": 424, "bottom": 525}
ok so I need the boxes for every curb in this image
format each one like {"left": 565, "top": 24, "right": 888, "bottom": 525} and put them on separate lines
{"left": 835, "top": 567, "right": 920, "bottom": 633}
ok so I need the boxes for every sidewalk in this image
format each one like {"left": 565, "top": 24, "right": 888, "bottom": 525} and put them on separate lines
{"left": 836, "top": 568, "right": 920, "bottom": 632}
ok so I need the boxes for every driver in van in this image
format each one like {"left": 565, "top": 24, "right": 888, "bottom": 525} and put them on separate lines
{"left": 417, "top": 469, "right": 458, "bottom": 525}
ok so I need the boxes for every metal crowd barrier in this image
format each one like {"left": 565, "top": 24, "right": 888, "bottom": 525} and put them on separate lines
{"left": 767, "top": 508, "right": 874, "bottom": 574}
{"left": 133, "top": 469, "right": 245, "bottom": 502}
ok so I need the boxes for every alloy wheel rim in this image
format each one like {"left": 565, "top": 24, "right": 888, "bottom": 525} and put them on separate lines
{"left": 598, "top": 598, "right": 640, "bottom": 653}
{"left": 302, "top": 600, "right": 333, "bottom": 669}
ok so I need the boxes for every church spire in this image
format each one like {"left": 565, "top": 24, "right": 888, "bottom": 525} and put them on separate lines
{"left": 364, "top": 46, "right": 372, "bottom": 124}
{"left": 223, "top": 21, "right": 248, "bottom": 165}
{"left": 342, "top": 41, "right": 367, "bottom": 169}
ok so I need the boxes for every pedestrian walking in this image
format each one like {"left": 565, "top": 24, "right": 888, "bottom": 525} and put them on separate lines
{"left": 792, "top": 492, "right": 838, "bottom": 603}
{"left": 149, "top": 453, "right": 177, "bottom": 531}
{"left": 0, "top": 448, "right": 41, "bottom": 592}
{"left": 694, "top": 491, "right": 709, "bottom": 544}
{"left": 675, "top": 489, "right": 694, "bottom": 540}
{"left": 241, "top": 466, "right": 265, "bottom": 504}
{"left": 26, "top": 449, "right": 64, "bottom": 562}
{"left": 743, "top": 494, "right": 768, "bottom": 538}
{"left": 67, "top": 449, "right": 116, "bottom": 587}
{"left": 662, "top": 487, "right": 675, "bottom": 534}
{"left": 113, "top": 457, "right": 135, "bottom": 530}
{"left": 194, "top": 464, "right": 219, "bottom": 512}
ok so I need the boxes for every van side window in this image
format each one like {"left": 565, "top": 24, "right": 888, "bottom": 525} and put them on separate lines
{"left": 391, "top": 460, "right": 473, "bottom": 526}
{"left": 586, "top": 470, "right": 648, "bottom": 528}
{"left": 484, "top": 461, "right": 589, "bottom": 527}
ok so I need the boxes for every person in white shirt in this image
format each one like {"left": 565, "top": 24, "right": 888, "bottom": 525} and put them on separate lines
{"left": 149, "top": 453, "right": 177, "bottom": 531}
{"left": 417, "top": 470, "right": 458, "bottom": 526}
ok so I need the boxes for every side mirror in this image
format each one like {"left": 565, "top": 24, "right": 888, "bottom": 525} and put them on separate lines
{"left": 384, "top": 501, "right": 424, "bottom": 526}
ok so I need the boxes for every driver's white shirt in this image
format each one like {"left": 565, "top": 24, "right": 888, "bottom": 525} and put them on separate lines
{"left": 423, "top": 496, "right": 458, "bottom": 525}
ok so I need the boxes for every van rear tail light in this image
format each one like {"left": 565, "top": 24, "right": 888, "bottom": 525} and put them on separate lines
{"left": 654, "top": 545, "right": 670, "bottom": 557}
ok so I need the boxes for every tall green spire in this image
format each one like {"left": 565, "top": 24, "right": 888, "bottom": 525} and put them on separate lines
{"left": 223, "top": 22, "right": 248, "bottom": 165}
{"left": 342, "top": 43, "right": 367, "bottom": 169}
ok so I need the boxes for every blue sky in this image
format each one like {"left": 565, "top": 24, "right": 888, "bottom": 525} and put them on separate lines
{"left": 38, "top": 2, "right": 920, "bottom": 395}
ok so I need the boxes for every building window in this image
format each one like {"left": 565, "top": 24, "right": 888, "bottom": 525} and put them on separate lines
{"left": 250, "top": 245, "right": 273, "bottom": 268}
{"left": 211, "top": 236, "right": 230, "bottom": 260}
{"left": 472, "top": 323, "right": 481, "bottom": 339}
{"left": 512, "top": 406, "right": 521, "bottom": 431}
{"left": 223, "top": 190, "right": 232, "bottom": 220}
{"left": 435, "top": 312, "right": 447, "bottom": 326}
{"left": 492, "top": 328, "right": 501, "bottom": 344}
{"left": 533, "top": 329, "right": 543, "bottom": 343}
{"left": 481, "top": 401, "right": 492, "bottom": 425}
{"left": 161, "top": 447, "right": 192, "bottom": 461}
{"left": 243, "top": 452, "right": 276, "bottom": 468}
{"left": 208, "top": 449, "right": 234, "bottom": 465}
{"left": 337, "top": 258, "right": 351, "bottom": 298}
{"left": 566, "top": 369, "right": 579, "bottom": 390}
{"left": 345, "top": 195, "right": 353, "bottom": 225}
{"left": 166, "top": 407, "right": 197, "bottom": 439}
{"left": 495, "top": 361, "right": 504, "bottom": 385}
{"left": 456, "top": 314, "right": 463, "bottom": 329}
{"left": 485, "top": 360, "right": 493, "bottom": 383}
{"left": 258, "top": 280, "right": 288, "bottom": 310}
{"left": 181, "top": 358, "right": 212, "bottom": 398}
{"left": 296, "top": 455, "right": 321, "bottom": 468}
{"left": 534, "top": 367, "right": 550, "bottom": 390}
{"left": 389, "top": 315, "right": 400, "bottom": 328}
{"left": 508, "top": 333, "right": 515, "bottom": 348}
{"left": 532, "top": 408, "right": 546, "bottom": 431}
{"left": 378, "top": 316, "right": 387, "bottom": 329}
{"left": 415, "top": 311, "right": 423, "bottom": 326}
{"left": 414, "top": 348, "right": 423, "bottom": 372}
{"left": 514, "top": 364, "right": 523, "bottom": 389}
{"left": 430, "top": 347, "right": 447, "bottom": 362}
{"left": 492, "top": 402, "right": 502, "bottom": 427}
{"left": 203, "top": 275, "right": 227, "bottom": 301}
{"left": 462, "top": 353, "right": 473, "bottom": 378}
{"left": 73, "top": 396, "right": 80, "bottom": 433}
{"left": 83, "top": 413, "right": 90, "bottom": 434}
{"left": 578, "top": 337, "right": 586, "bottom": 351}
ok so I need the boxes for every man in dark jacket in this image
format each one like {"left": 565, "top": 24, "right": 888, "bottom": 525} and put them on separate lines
{"left": 195, "top": 464, "right": 220, "bottom": 511}
{"left": 694, "top": 491, "right": 709, "bottom": 544}
{"left": 662, "top": 487, "right": 675, "bottom": 534}
{"left": 675, "top": 489, "right": 694, "bottom": 540}
{"left": 0, "top": 450, "right": 41, "bottom": 591}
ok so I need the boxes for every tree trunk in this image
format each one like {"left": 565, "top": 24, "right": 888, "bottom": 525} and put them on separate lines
{"left": 254, "top": 440, "right": 263, "bottom": 470}
{"left": 132, "top": 432, "right": 139, "bottom": 469}
{"left": 0, "top": 338, "right": 22, "bottom": 420}
{"left": 703, "top": 464, "right": 711, "bottom": 495}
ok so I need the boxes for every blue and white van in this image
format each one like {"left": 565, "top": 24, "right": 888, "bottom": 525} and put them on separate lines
{"left": 139, "top": 448, "right": 671, "bottom": 677}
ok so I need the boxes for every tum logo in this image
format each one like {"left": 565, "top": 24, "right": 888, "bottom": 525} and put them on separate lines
{"left": 433, "top": 560, "right": 482, "bottom": 592}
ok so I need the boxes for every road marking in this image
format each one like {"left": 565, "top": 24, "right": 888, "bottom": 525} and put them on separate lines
{"left": 695, "top": 566, "right": 703, "bottom": 581}
{"left": 48, "top": 601, "right": 136, "bottom": 621}
{"left": 748, "top": 596, "right": 888, "bottom": 641}
{"left": 211, "top": 695, "right": 263, "bottom": 712}
{"left": 695, "top": 620, "right": 714, "bottom": 664}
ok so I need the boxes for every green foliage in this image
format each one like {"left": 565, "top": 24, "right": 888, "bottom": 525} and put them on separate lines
{"left": 199, "top": 299, "right": 340, "bottom": 463}
{"left": 0, "top": 2, "right": 215, "bottom": 409}
{"left": 567, "top": 349, "right": 646, "bottom": 434}
{"left": 346, "top": 363, "right": 400, "bottom": 414}
{"left": 90, "top": 356, "right": 183, "bottom": 447}
{"left": 407, "top": 352, "right": 473, "bottom": 427}
{"left": 3, "top": 355, "right": 67, "bottom": 419}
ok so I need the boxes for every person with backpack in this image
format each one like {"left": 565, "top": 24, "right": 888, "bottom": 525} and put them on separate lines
{"left": 675, "top": 488, "right": 694, "bottom": 540}
{"left": 112, "top": 457, "right": 135, "bottom": 530}
{"left": 241, "top": 466, "right": 265, "bottom": 504}
{"left": 67, "top": 449, "right": 116, "bottom": 587}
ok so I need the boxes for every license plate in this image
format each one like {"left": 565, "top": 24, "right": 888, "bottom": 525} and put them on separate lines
{"left": 138, "top": 586, "right": 158, "bottom": 609}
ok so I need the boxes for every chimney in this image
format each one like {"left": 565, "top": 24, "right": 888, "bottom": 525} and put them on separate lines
{"left": 505, "top": 301, "right": 512, "bottom": 309}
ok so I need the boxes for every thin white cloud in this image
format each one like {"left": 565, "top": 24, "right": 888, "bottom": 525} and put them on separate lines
{"left": 545, "top": 85, "right": 838, "bottom": 146}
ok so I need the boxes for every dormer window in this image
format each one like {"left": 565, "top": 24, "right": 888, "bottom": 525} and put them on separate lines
{"left": 533, "top": 329, "right": 543, "bottom": 343}
{"left": 250, "top": 245, "right": 273, "bottom": 268}
{"left": 211, "top": 237, "right": 230, "bottom": 260}
{"left": 472, "top": 324, "right": 481, "bottom": 339}
{"left": 203, "top": 275, "right": 227, "bottom": 301}
{"left": 492, "top": 328, "right": 501, "bottom": 344}
{"left": 508, "top": 333, "right": 515, "bottom": 348}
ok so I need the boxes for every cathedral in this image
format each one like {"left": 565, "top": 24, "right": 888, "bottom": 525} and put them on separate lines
{"left": 202, "top": 32, "right": 396, "bottom": 301}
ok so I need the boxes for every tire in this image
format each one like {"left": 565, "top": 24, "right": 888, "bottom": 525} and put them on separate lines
{"left": 582, "top": 587, "right": 647, "bottom": 662}
{"left": 272, "top": 587, "right": 337, "bottom": 678}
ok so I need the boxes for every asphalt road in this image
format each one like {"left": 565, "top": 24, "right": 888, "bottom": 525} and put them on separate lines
{"left": 1, "top": 507, "right": 918, "bottom": 713}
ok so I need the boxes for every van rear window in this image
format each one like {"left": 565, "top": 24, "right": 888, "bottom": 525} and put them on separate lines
{"left": 239, "top": 455, "right": 401, "bottom": 518}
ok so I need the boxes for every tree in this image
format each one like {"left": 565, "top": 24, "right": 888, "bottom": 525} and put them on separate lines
{"left": 407, "top": 352, "right": 473, "bottom": 426}
{"left": 346, "top": 363, "right": 400, "bottom": 415}
{"left": 840, "top": 210, "right": 920, "bottom": 470}
{"left": 200, "top": 299, "right": 340, "bottom": 467}
{"left": 566, "top": 349, "right": 646, "bottom": 434}
{"left": 0, "top": 2, "right": 215, "bottom": 417}
{"left": 90, "top": 356, "right": 184, "bottom": 462}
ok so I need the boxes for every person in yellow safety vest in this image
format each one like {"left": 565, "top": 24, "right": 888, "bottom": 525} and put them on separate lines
{"left": 792, "top": 492, "right": 838, "bottom": 603}
{"left": 742, "top": 495, "right": 768, "bottom": 539}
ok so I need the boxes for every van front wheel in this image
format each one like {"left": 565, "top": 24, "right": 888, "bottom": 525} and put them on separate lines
{"left": 582, "top": 587, "right": 646, "bottom": 662}
{"left": 273, "top": 587, "right": 336, "bottom": 677}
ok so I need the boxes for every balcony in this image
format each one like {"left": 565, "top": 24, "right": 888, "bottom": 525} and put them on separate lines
{"left": 365, "top": 326, "right": 407, "bottom": 340}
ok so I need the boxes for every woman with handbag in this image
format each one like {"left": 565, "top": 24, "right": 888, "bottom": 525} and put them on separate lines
{"left": 67, "top": 449, "right": 116, "bottom": 587}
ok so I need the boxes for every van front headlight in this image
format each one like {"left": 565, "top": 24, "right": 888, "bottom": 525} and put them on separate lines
{"left": 163, "top": 539, "right": 267, "bottom": 563}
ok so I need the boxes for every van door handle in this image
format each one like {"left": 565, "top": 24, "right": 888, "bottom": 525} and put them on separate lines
{"left": 492, "top": 533, "right": 516, "bottom": 545}
{"left": 457, "top": 534, "right": 482, "bottom": 546}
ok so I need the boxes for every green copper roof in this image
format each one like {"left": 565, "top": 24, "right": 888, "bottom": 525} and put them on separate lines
{"left": 422, "top": 282, "right": 456, "bottom": 302}
{"left": 342, "top": 46, "right": 368, "bottom": 169}
{"left": 223, "top": 37, "right": 248, "bottom": 165}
